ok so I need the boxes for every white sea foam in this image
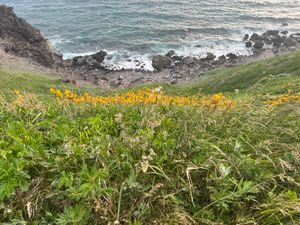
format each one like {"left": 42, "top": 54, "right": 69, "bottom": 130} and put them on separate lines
{"left": 61, "top": 26, "right": 298, "bottom": 71}
{"left": 62, "top": 51, "right": 97, "bottom": 60}
{"left": 62, "top": 50, "right": 154, "bottom": 71}
{"left": 174, "top": 41, "right": 250, "bottom": 58}
{"left": 62, "top": 36, "right": 252, "bottom": 71}
{"left": 49, "top": 35, "right": 73, "bottom": 47}
{"left": 102, "top": 51, "right": 154, "bottom": 71}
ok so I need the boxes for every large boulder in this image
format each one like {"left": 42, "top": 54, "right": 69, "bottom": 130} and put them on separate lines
{"left": 283, "top": 37, "right": 297, "bottom": 47}
{"left": 93, "top": 50, "right": 107, "bottom": 62}
{"left": 152, "top": 55, "right": 172, "bottom": 71}
{"left": 226, "top": 53, "right": 238, "bottom": 60}
{"left": 72, "top": 50, "right": 107, "bottom": 67}
{"left": 166, "top": 50, "right": 176, "bottom": 58}
{"left": 253, "top": 41, "right": 264, "bottom": 49}
{"left": 250, "top": 33, "right": 261, "bottom": 42}
{"left": 171, "top": 55, "right": 183, "bottom": 61}
{"left": 182, "top": 56, "right": 195, "bottom": 66}
{"left": 0, "top": 5, "right": 63, "bottom": 67}
{"left": 261, "top": 30, "right": 281, "bottom": 44}
{"left": 205, "top": 52, "right": 216, "bottom": 61}
{"left": 273, "top": 36, "right": 285, "bottom": 48}
{"left": 245, "top": 41, "right": 252, "bottom": 48}
{"left": 217, "top": 55, "right": 227, "bottom": 64}
{"left": 263, "top": 30, "right": 280, "bottom": 37}
{"left": 290, "top": 33, "right": 300, "bottom": 42}
{"left": 243, "top": 34, "right": 249, "bottom": 41}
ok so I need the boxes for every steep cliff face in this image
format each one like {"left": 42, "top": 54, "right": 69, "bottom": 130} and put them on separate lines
{"left": 0, "top": 5, "right": 63, "bottom": 67}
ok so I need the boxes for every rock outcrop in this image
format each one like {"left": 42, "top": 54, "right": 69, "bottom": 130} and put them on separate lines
{"left": 253, "top": 41, "right": 264, "bottom": 49}
{"left": 152, "top": 55, "right": 172, "bottom": 71}
{"left": 205, "top": 52, "right": 217, "bottom": 61}
{"left": 71, "top": 50, "right": 107, "bottom": 68}
{"left": 243, "top": 30, "right": 300, "bottom": 54}
{"left": 0, "top": 5, "right": 63, "bottom": 67}
{"left": 245, "top": 41, "right": 252, "bottom": 48}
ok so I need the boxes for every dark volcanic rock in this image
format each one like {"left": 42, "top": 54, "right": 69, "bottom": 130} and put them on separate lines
{"left": 72, "top": 50, "right": 107, "bottom": 68}
{"left": 152, "top": 55, "right": 172, "bottom": 71}
{"left": 290, "top": 33, "right": 300, "bottom": 42}
{"left": 93, "top": 51, "right": 107, "bottom": 62}
{"left": 273, "top": 36, "right": 284, "bottom": 48}
{"left": 226, "top": 53, "right": 238, "bottom": 60}
{"left": 261, "top": 30, "right": 283, "bottom": 45}
{"left": 263, "top": 30, "right": 280, "bottom": 37}
{"left": 0, "top": 5, "right": 62, "bottom": 67}
{"left": 283, "top": 37, "right": 297, "bottom": 47}
{"left": 243, "top": 34, "right": 250, "bottom": 41}
{"left": 205, "top": 52, "right": 216, "bottom": 61}
{"left": 245, "top": 41, "right": 252, "bottom": 48}
{"left": 253, "top": 41, "right": 264, "bottom": 49}
{"left": 166, "top": 50, "right": 176, "bottom": 58}
{"left": 218, "top": 55, "right": 227, "bottom": 64}
{"left": 182, "top": 56, "right": 195, "bottom": 66}
{"left": 250, "top": 33, "right": 261, "bottom": 41}
{"left": 281, "top": 30, "right": 288, "bottom": 35}
{"left": 171, "top": 55, "right": 183, "bottom": 61}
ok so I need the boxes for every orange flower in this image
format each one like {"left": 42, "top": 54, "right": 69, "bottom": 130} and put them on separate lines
{"left": 49, "top": 88, "right": 235, "bottom": 110}
{"left": 211, "top": 94, "right": 223, "bottom": 102}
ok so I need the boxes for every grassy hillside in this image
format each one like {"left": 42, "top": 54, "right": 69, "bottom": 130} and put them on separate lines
{"left": 178, "top": 50, "right": 300, "bottom": 95}
{"left": 0, "top": 51, "right": 300, "bottom": 224}
{"left": 0, "top": 69, "right": 104, "bottom": 99}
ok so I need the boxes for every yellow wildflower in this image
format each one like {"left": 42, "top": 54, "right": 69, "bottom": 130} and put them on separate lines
{"left": 211, "top": 94, "right": 223, "bottom": 102}
{"left": 14, "top": 90, "right": 21, "bottom": 95}
{"left": 49, "top": 88, "right": 235, "bottom": 110}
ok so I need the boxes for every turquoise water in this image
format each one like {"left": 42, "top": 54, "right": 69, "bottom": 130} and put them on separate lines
{"left": 1, "top": 0, "right": 300, "bottom": 70}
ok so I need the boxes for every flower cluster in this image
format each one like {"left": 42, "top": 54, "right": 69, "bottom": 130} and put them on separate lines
{"left": 266, "top": 92, "right": 300, "bottom": 106}
{"left": 13, "top": 89, "right": 26, "bottom": 105}
{"left": 49, "top": 88, "right": 63, "bottom": 98}
{"left": 12, "top": 90, "right": 45, "bottom": 111}
{"left": 49, "top": 88, "right": 236, "bottom": 110}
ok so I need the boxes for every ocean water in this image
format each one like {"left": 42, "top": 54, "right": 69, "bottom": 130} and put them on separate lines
{"left": 1, "top": 0, "right": 300, "bottom": 70}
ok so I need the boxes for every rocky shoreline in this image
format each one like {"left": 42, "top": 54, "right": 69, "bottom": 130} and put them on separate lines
{"left": 1, "top": 5, "right": 300, "bottom": 88}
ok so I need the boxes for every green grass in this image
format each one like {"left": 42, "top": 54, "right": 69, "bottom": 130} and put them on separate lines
{"left": 0, "top": 69, "right": 62, "bottom": 96}
{"left": 0, "top": 69, "right": 104, "bottom": 99}
{"left": 178, "top": 50, "right": 300, "bottom": 95}
{"left": 135, "top": 50, "right": 299, "bottom": 97}
{"left": 0, "top": 51, "right": 300, "bottom": 224}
